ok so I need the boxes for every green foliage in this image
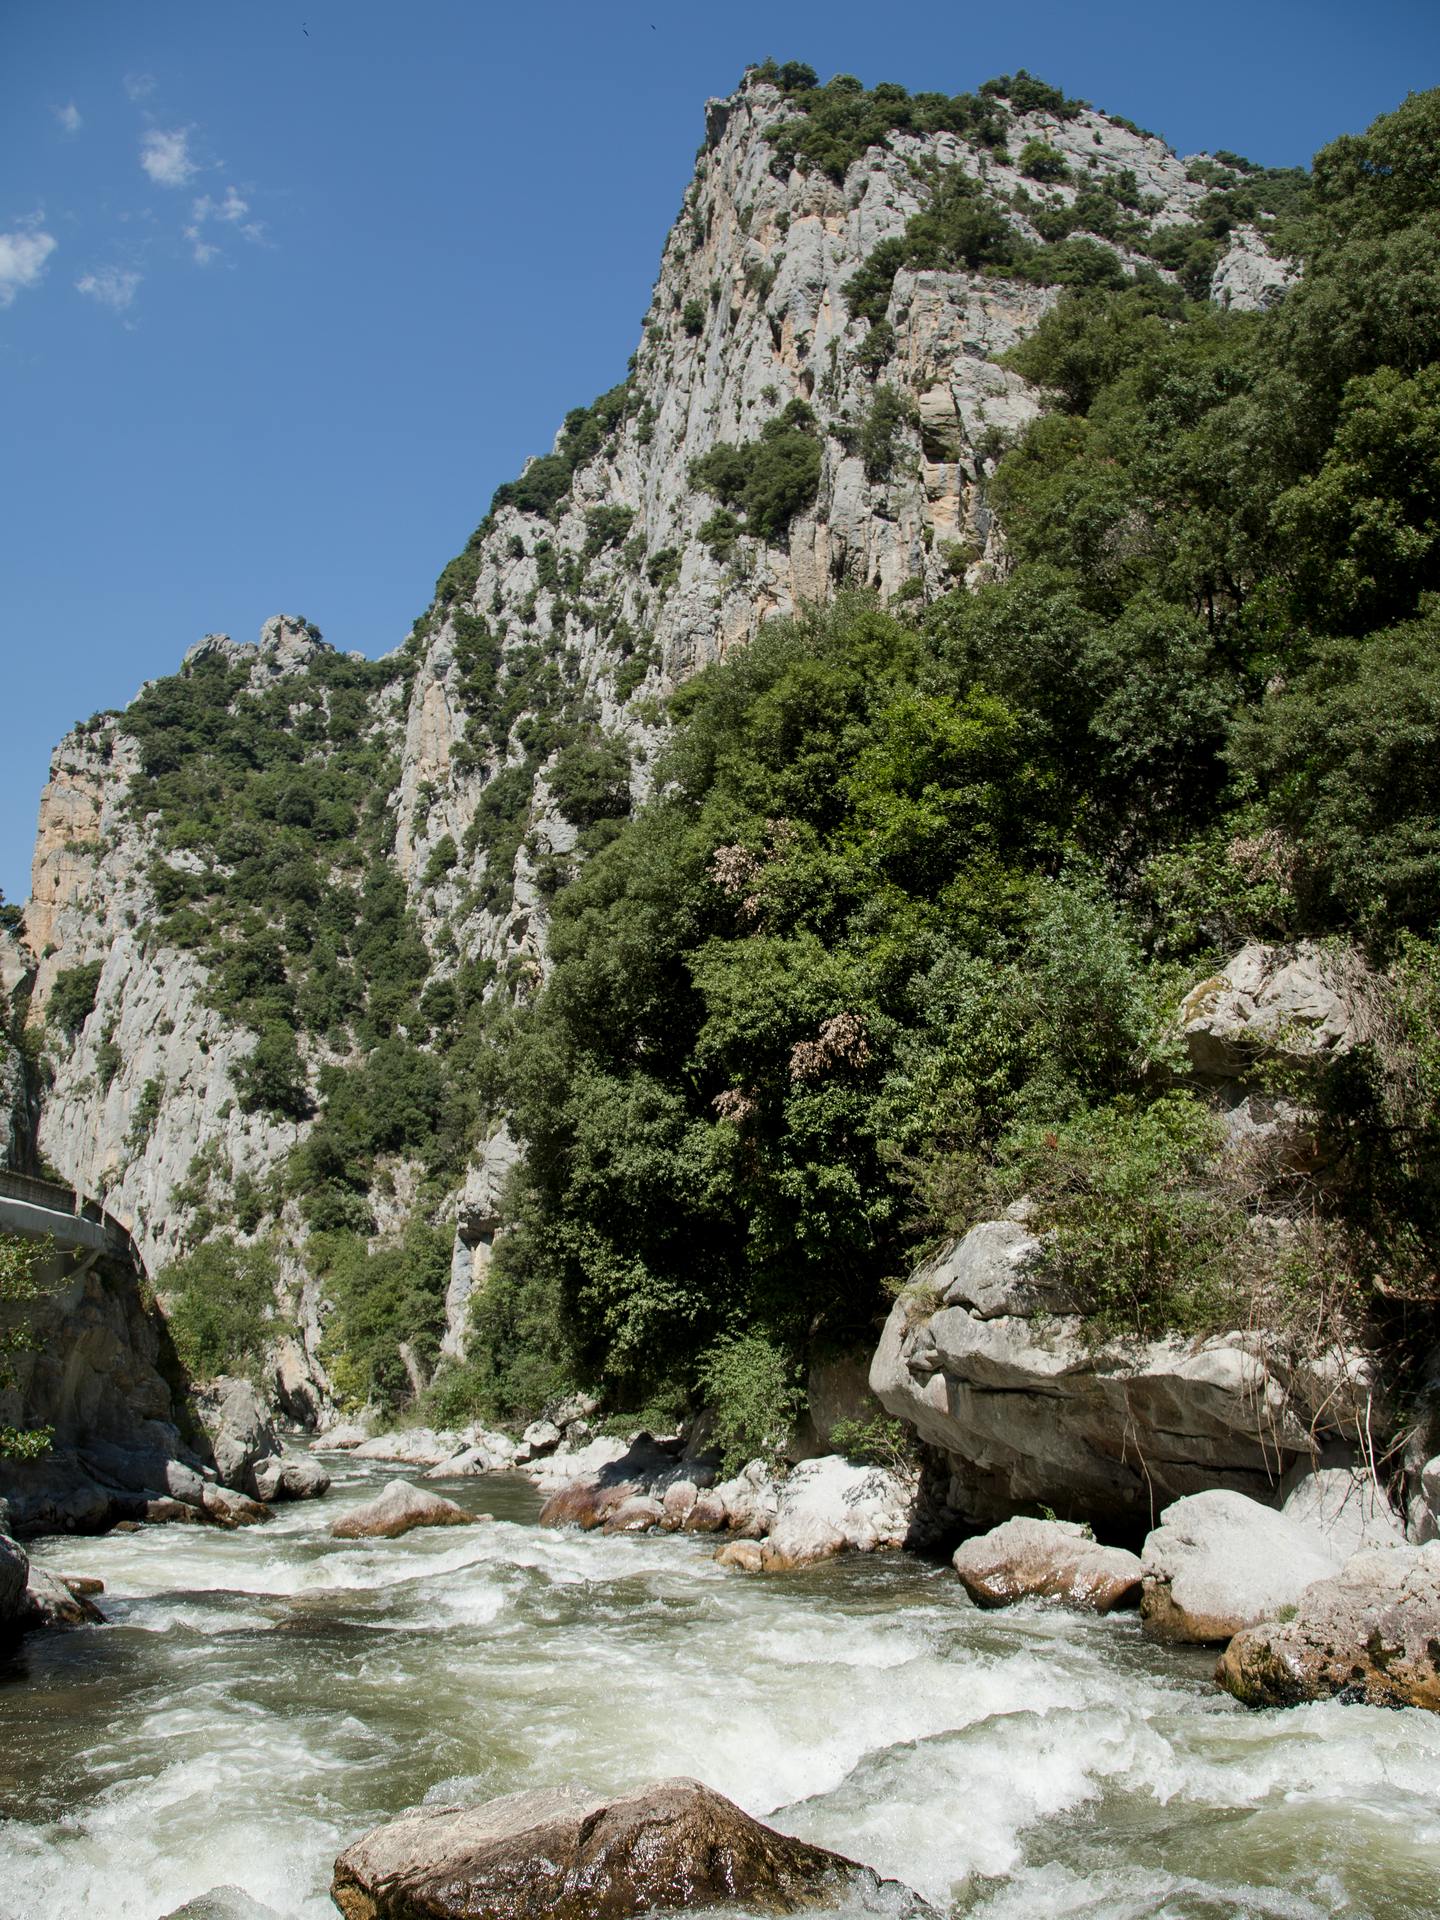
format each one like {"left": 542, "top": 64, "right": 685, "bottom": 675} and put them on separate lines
{"left": 1019, "top": 139, "right": 1070, "bottom": 183}
{"left": 549, "top": 733, "right": 631, "bottom": 829}
{"left": 844, "top": 170, "right": 1024, "bottom": 325}
{"left": 681, "top": 298, "right": 705, "bottom": 336}
{"left": 48, "top": 961, "right": 103, "bottom": 1037}
{"left": 161, "top": 1236, "right": 280, "bottom": 1380}
{"left": 690, "top": 401, "right": 822, "bottom": 545}
{"left": 311, "top": 1222, "right": 451, "bottom": 1412}
{"left": 697, "top": 1333, "right": 805, "bottom": 1474}
{"left": 856, "top": 385, "right": 916, "bottom": 480}
{"left": 422, "top": 834, "right": 459, "bottom": 887}
{"left": 755, "top": 68, "right": 1013, "bottom": 185}
{"left": 0, "top": 1234, "right": 56, "bottom": 1459}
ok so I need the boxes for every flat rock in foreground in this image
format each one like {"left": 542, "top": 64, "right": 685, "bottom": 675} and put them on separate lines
{"left": 330, "top": 1777, "right": 929, "bottom": 1920}
{"left": 953, "top": 1516, "right": 1142, "bottom": 1613}
{"left": 1217, "top": 1543, "right": 1440, "bottom": 1711}
{"left": 329, "top": 1480, "right": 476, "bottom": 1541}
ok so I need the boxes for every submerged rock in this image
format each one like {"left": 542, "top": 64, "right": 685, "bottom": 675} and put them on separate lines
{"left": 1140, "top": 1490, "right": 1341, "bottom": 1643}
{"left": 1218, "top": 1543, "right": 1440, "bottom": 1711}
{"left": 160, "top": 1888, "right": 285, "bottom": 1919}
{"left": 330, "top": 1776, "right": 927, "bottom": 1920}
{"left": 329, "top": 1480, "right": 476, "bottom": 1541}
{"left": 953, "top": 1517, "right": 1142, "bottom": 1613}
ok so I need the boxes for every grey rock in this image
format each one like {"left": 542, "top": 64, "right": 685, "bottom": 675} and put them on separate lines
{"left": 329, "top": 1479, "right": 476, "bottom": 1540}
{"left": 24, "top": 1563, "right": 104, "bottom": 1630}
{"left": 330, "top": 1776, "right": 928, "bottom": 1920}
{"left": 1178, "top": 942, "right": 1373, "bottom": 1079}
{"left": 1140, "top": 1489, "right": 1341, "bottom": 1643}
{"left": 160, "top": 1889, "right": 284, "bottom": 1920}
{"left": 252, "top": 1451, "right": 331, "bottom": 1503}
{"left": 953, "top": 1517, "right": 1142, "bottom": 1613}
{"left": 1280, "top": 1452, "right": 1405, "bottom": 1559}
{"left": 204, "top": 1379, "right": 281, "bottom": 1495}
{"left": 1218, "top": 1543, "right": 1440, "bottom": 1711}
{"left": 0, "top": 1532, "right": 30, "bottom": 1634}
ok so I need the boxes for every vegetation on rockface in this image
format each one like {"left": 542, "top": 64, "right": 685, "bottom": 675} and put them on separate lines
{"left": 441, "top": 87, "right": 1440, "bottom": 1434}
{"left": 162, "top": 1237, "right": 282, "bottom": 1382}
{"left": 691, "top": 401, "right": 824, "bottom": 552}
{"left": 0, "top": 1234, "right": 55, "bottom": 1460}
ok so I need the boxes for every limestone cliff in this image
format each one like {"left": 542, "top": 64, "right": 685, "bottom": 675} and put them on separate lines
{"left": 11, "top": 70, "right": 1293, "bottom": 1413}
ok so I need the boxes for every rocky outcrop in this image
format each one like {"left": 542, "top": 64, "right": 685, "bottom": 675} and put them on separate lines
{"left": 953, "top": 1517, "right": 1142, "bottom": 1613}
{"left": 330, "top": 1777, "right": 927, "bottom": 1920}
{"left": 22, "top": 1563, "right": 105, "bottom": 1630}
{"left": 0, "top": 1243, "right": 207, "bottom": 1536}
{"left": 870, "top": 1218, "right": 1371, "bottom": 1529}
{"left": 329, "top": 1479, "right": 477, "bottom": 1540}
{"left": 720, "top": 1455, "right": 915, "bottom": 1572}
{"left": 1139, "top": 1490, "right": 1342, "bottom": 1644}
{"left": 1217, "top": 1543, "right": 1440, "bottom": 1711}
{"left": 1177, "top": 942, "right": 1374, "bottom": 1080}
{"left": 1280, "top": 1453, "right": 1406, "bottom": 1559}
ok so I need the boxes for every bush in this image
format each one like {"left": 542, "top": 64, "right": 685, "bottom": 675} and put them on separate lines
{"left": 162, "top": 1237, "right": 280, "bottom": 1380}
{"left": 681, "top": 298, "right": 705, "bottom": 336}
{"left": 690, "top": 402, "right": 822, "bottom": 545}
{"left": 1019, "top": 139, "right": 1070, "bottom": 183}
{"left": 48, "top": 961, "right": 103, "bottom": 1037}
{"left": 697, "top": 1333, "right": 805, "bottom": 1475}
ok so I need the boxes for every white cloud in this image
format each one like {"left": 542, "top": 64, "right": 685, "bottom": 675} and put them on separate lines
{"left": 141, "top": 128, "right": 196, "bottom": 188}
{"left": 124, "top": 72, "right": 156, "bottom": 103}
{"left": 191, "top": 185, "right": 249, "bottom": 225}
{"left": 183, "top": 225, "right": 219, "bottom": 266}
{"left": 53, "top": 101, "right": 82, "bottom": 135}
{"left": 0, "top": 227, "right": 57, "bottom": 307}
{"left": 76, "top": 266, "right": 141, "bottom": 313}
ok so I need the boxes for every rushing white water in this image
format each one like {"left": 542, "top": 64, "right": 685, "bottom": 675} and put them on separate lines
{"left": 4, "top": 1457, "right": 1440, "bottom": 1920}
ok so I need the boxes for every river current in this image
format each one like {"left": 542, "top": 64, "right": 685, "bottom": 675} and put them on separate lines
{"left": 3, "top": 1456, "right": 1440, "bottom": 1920}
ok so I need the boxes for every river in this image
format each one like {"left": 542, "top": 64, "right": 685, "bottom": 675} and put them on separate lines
{"left": 3, "top": 1456, "right": 1440, "bottom": 1919}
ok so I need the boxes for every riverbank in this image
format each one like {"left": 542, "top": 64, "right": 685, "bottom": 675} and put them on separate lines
{"left": 4, "top": 1456, "right": 1440, "bottom": 1919}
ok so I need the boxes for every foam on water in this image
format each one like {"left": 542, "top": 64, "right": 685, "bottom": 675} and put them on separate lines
{"left": 5, "top": 1465, "right": 1440, "bottom": 1920}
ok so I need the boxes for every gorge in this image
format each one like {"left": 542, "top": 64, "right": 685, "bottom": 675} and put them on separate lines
{"left": 3, "top": 56, "right": 1440, "bottom": 1920}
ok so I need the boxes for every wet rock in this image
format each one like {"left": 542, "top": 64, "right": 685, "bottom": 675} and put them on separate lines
{"left": 600, "top": 1495, "right": 665, "bottom": 1534}
{"left": 710, "top": 1461, "right": 782, "bottom": 1540}
{"left": 537, "top": 1434, "right": 682, "bottom": 1529}
{"left": 312, "top": 1422, "right": 370, "bottom": 1452}
{"left": 1140, "top": 1490, "right": 1341, "bottom": 1643}
{"left": 329, "top": 1479, "right": 476, "bottom": 1541}
{"left": 1218, "top": 1543, "right": 1440, "bottom": 1711}
{"left": 252, "top": 1451, "right": 331, "bottom": 1503}
{"left": 715, "top": 1539, "right": 767, "bottom": 1574}
{"left": 331, "top": 1776, "right": 921, "bottom": 1920}
{"left": 145, "top": 1496, "right": 205, "bottom": 1524}
{"left": 681, "top": 1491, "right": 727, "bottom": 1533}
{"left": 201, "top": 1484, "right": 272, "bottom": 1529}
{"left": 0, "top": 1532, "right": 30, "bottom": 1635}
{"left": 24, "top": 1564, "right": 104, "bottom": 1629}
{"left": 658, "top": 1478, "right": 699, "bottom": 1529}
{"left": 59, "top": 1573, "right": 104, "bottom": 1596}
{"left": 160, "top": 1886, "right": 285, "bottom": 1919}
{"left": 953, "top": 1517, "right": 1142, "bottom": 1613}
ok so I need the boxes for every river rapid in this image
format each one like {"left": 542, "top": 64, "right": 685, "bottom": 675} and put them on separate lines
{"left": 3, "top": 1457, "right": 1440, "bottom": 1920}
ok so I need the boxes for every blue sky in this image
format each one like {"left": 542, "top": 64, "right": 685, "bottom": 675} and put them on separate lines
{"left": 2, "top": 0, "right": 1435, "bottom": 906}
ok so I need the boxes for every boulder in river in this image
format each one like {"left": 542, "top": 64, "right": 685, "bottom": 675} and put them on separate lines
{"left": 23, "top": 1564, "right": 104, "bottom": 1630}
{"left": 1279, "top": 1453, "right": 1405, "bottom": 1559}
{"left": 203, "top": 1379, "right": 281, "bottom": 1497}
{"left": 201, "top": 1484, "right": 272, "bottom": 1529}
{"left": 1217, "top": 1543, "right": 1440, "bottom": 1711}
{"left": 1140, "top": 1489, "right": 1341, "bottom": 1643}
{"left": 252, "top": 1452, "right": 332, "bottom": 1503}
{"left": 330, "top": 1480, "right": 476, "bottom": 1541}
{"left": 330, "top": 1776, "right": 930, "bottom": 1920}
{"left": 160, "top": 1887, "right": 285, "bottom": 1919}
{"left": 0, "top": 1531, "right": 29, "bottom": 1636}
{"left": 953, "top": 1517, "right": 1142, "bottom": 1613}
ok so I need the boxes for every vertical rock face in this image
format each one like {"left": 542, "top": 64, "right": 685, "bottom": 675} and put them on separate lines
{"left": 10, "top": 73, "right": 1292, "bottom": 1415}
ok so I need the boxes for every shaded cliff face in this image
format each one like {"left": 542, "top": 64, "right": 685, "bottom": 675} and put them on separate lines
{"left": 13, "top": 72, "right": 1291, "bottom": 1404}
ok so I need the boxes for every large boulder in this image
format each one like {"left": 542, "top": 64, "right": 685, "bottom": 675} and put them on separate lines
{"left": 1218, "top": 1543, "right": 1440, "bottom": 1711}
{"left": 1280, "top": 1454, "right": 1405, "bottom": 1559}
{"left": 953, "top": 1517, "right": 1142, "bottom": 1614}
{"left": 537, "top": 1434, "right": 686, "bottom": 1530}
{"left": 0, "top": 1531, "right": 30, "bottom": 1636}
{"left": 1140, "top": 1490, "right": 1341, "bottom": 1643}
{"left": 758, "top": 1456, "right": 913, "bottom": 1570}
{"left": 350, "top": 1428, "right": 464, "bottom": 1469}
{"left": 23, "top": 1564, "right": 105, "bottom": 1630}
{"left": 252, "top": 1452, "right": 331, "bottom": 1503}
{"left": 204, "top": 1380, "right": 281, "bottom": 1496}
{"left": 330, "top": 1777, "right": 926, "bottom": 1920}
{"left": 329, "top": 1480, "right": 476, "bottom": 1541}
{"left": 1177, "top": 941, "right": 1372, "bottom": 1080}
{"left": 871, "top": 1217, "right": 1375, "bottom": 1529}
